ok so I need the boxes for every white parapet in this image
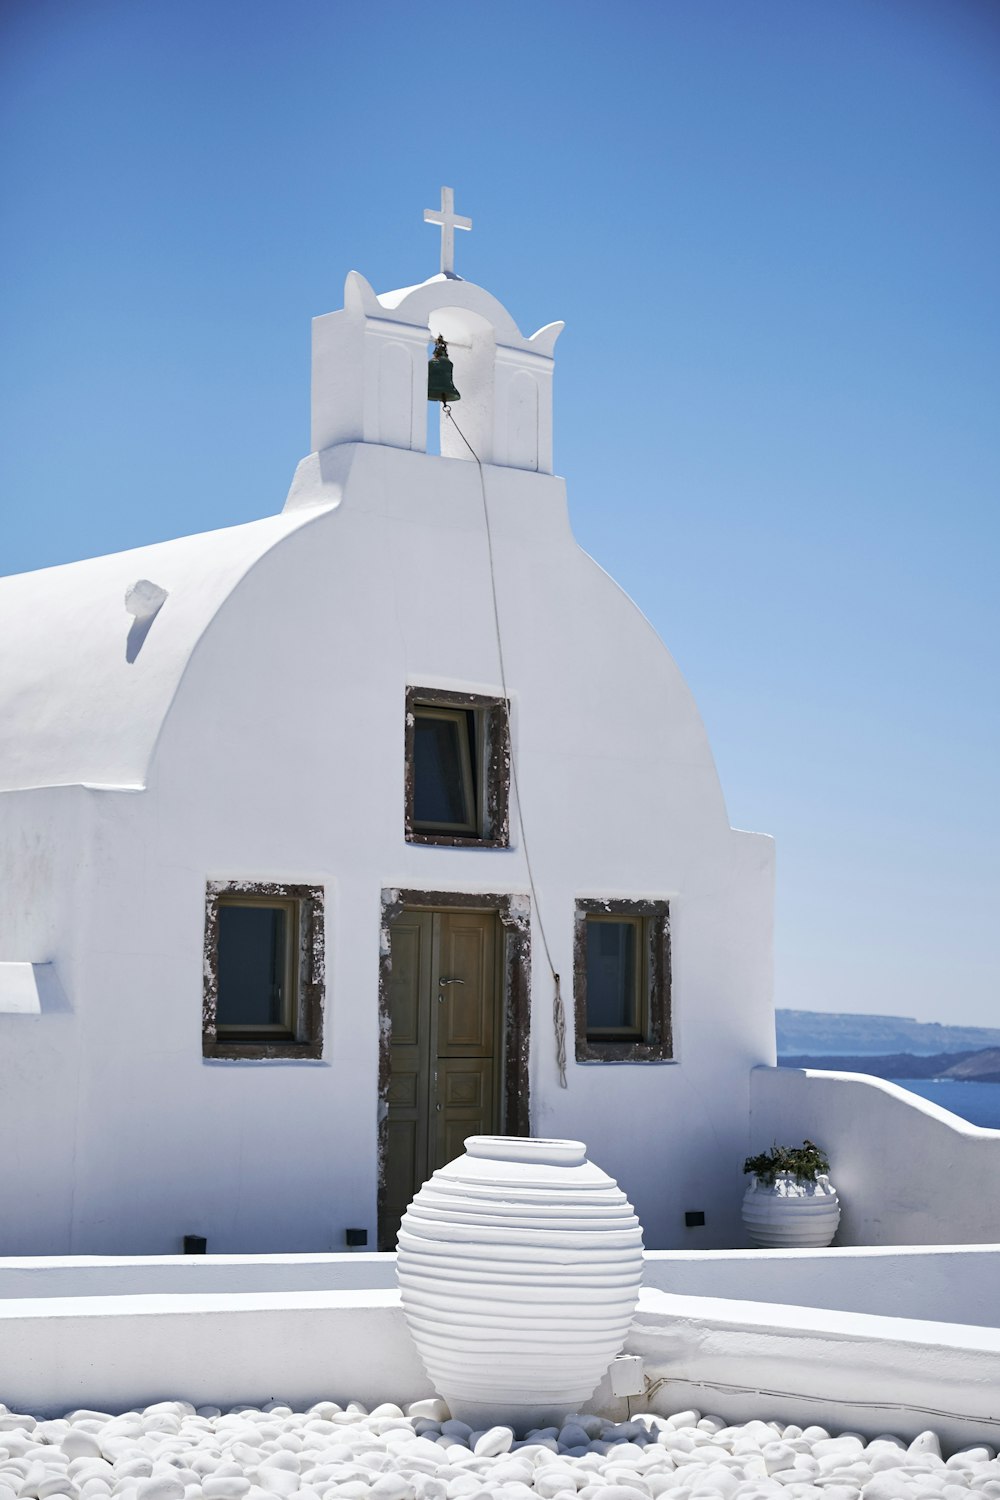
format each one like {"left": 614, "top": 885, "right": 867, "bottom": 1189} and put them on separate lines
{"left": 0, "top": 1287, "right": 430, "bottom": 1419}
{"left": 3, "top": 1249, "right": 1000, "bottom": 1451}
{"left": 750, "top": 1065, "right": 1000, "bottom": 1245}
{"left": 602, "top": 1285, "right": 1000, "bottom": 1455}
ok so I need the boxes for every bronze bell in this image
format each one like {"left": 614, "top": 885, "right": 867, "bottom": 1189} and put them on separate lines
{"left": 427, "top": 333, "right": 461, "bottom": 403}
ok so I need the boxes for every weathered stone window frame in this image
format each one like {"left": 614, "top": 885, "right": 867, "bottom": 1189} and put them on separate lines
{"left": 573, "top": 898, "right": 672, "bottom": 1063}
{"left": 203, "top": 880, "right": 325, "bottom": 1060}
{"left": 404, "top": 687, "right": 510, "bottom": 848}
{"left": 377, "top": 887, "right": 531, "bottom": 1246}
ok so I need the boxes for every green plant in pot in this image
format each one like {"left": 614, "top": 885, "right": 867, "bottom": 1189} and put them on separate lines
{"left": 741, "top": 1138, "right": 840, "bottom": 1247}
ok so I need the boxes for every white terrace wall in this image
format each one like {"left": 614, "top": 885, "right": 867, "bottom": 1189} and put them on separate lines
{"left": 3, "top": 1254, "right": 1000, "bottom": 1451}
{"left": 4, "top": 1246, "right": 998, "bottom": 1326}
{"left": 750, "top": 1065, "right": 1000, "bottom": 1245}
{"left": 641, "top": 1245, "right": 1000, "bottom": 1327}
{"left": 616, "top": 1286, "right": 1000, "bottom": 1454}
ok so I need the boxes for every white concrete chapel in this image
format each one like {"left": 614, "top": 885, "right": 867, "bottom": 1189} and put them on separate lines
{"left": 0, "top": 191, "right": 775, "bottom": 1254}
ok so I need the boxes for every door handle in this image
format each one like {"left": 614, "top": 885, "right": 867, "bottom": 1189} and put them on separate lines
{"left": 438, "top": 977, "right": 466, "bottom": 986}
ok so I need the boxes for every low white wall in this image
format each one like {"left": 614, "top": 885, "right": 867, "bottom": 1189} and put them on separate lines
{"left": 751, "top": 1065, "right": 1000, "bottom": 1245}
{"left": 9, "top": 1248, "right": 999, "bottom": 1329}
{"left": 604, "top": 1287, "right": 1000, "bottom": 1456}
{"left": 0, "top": 1252, "right": 398, "bottom": 1299}
{"left": 0, "top": 1288, "right": 430, "bottom": 1419}
{"left": 4, "top": 1252, "right": 1000, "bottom": 1452}
{"left": 642, "top": 1245, "right": 1000, "bottom": 1328}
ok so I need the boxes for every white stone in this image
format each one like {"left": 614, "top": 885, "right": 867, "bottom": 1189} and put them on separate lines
{"left": 533, "top": 1467, "right": 582, "bottom": 1499}
{"left": 253, "top": 1474, "right": 295, "bottom": 1498}
{"left": 763, "top": 1445, "right": 800, "bottom": 1475}
{"left": 368, "top": 1478, "right": 415, "bottom": 1500}
{"left": 257, "top": 1455, "right": 298, "bottom": 1474}
{"left": 861, "top": 1476, "right": 914, "bottom": 1500}
{"left": 60, "top": 1437, "right": 102, "bottom": 1463}
{"left": 581, "top": 1487, "right": 649, "bottom": 1500}
{"left": 36, "top": 1482, "right": 80, "bottom": 1500}
{"left": 472, "top": 1429, "right": 513, "bottom": 1459}
{"left": 35, "top": 1421, "right": 70, "bottom": 1442}
{"left": 443, "top": 1478, "right": 483, "bottom": 1499}
{"left": 483, "top": 1460, "right": 533, "bottom": 1484}
{"left": 824, "top": 1464, "right": 873, "bottom": 1486}
{"left": 135, "top": 1482, "right": 185, "bottom": 1500}
{"left": 814, "top": 1440, "right": 865, "bottom": 1459}
{"left": 406, "top": 1404, "right": 450, "bottom": 1425}
{"left": 142, "top": 1418, "right": 182, "bottom": 1437}
{"left": 908, "top": 1436, "right": 943, "bottom": 1459}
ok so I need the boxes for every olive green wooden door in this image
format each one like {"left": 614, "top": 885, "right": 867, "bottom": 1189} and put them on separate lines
{"left": 383, "top": 908, "right": 501, "bottom": 1248}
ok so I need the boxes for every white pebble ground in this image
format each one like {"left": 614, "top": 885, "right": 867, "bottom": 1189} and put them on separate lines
{"left": 1, "top": 1400, "right": 997, "bottom": 1500}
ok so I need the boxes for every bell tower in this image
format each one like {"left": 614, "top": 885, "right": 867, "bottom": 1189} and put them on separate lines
{"left": 309, "top": 189, "right": 563, "bottom": 474}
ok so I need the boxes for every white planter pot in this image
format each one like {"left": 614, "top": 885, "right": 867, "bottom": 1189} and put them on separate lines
{"left": 396, "top": 1135, "right": 644, "bottom": 1431}
{"left": 742, "top": 1171, "right": 841, "bottom": 1248}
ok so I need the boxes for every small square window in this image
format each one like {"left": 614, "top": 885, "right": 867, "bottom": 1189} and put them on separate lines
{"left": 574, "top": 899, "right": 672, "bottom": 1062}
{"left": 405, "top": 688, "right": 510, "bottom": 847}
{"left": 203, "top": 882, "right": 324, "bottom": 1059}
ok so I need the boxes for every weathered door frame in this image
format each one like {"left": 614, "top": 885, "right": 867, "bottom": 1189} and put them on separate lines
{"left": 378, "top": 888, "right": 531, "bottom": 1244}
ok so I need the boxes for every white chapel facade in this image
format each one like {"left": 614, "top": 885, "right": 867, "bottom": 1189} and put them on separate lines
{"left": 0, "top": 194, "right": 776, "bottom": 1253}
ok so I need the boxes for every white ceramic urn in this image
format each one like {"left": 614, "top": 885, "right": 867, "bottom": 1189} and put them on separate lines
{"left": 396, "top": 1135, "right": 644, "bottom": 1430}
{"left": 741, "top": 1172, "right": 841, "bottom": 1248}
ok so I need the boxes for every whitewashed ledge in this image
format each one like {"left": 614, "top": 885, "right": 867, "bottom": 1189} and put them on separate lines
{"left": 0, "top": 1290, "right": 427, "bottom": 1419}
{"left": 598, "top": 1287, "right": 1000, "bottom": 1454}
{"left": 2, "top": 1266, "right": 1000, "bottom": 1452}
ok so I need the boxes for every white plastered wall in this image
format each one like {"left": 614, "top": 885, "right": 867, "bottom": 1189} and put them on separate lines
{"left": 0, "top": 786, "right": 91, "bottom": 1250}
{"left": 0, "top": 437, "right": 775, "bottom": 1254}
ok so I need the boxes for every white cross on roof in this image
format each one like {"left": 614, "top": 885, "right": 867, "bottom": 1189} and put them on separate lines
{"left": 423, "top": 186, "right": 472, "bottom": 277}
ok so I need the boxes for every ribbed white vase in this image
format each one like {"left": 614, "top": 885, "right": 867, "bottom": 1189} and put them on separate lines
{"left": 741, "top": 1172, "right": 841, "bottom": 1248}
{"left": 396, "top": 1135, "right": 644, "bottom": 1430}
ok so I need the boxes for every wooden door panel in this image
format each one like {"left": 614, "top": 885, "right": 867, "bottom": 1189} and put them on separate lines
{"left": 436, "top": 1056, "right": 495, "bottom": 1169}
{"left": 388, "top": 920, "right": 424, "bottom": 1046}
{"left": 437, "top": 913, "right": 496, "bottom": 1055}
{"left": 384, "top": 907, "right": 500, "bottom": 1245}
{"left": 442, "top": 1063, "right": 488, "bottom": 1110}
{"left": 386, "top": 1066, "right": 419, "bottom": 1110}
{"left": 385, "top": 912, "right": 433, "bottom": 1243}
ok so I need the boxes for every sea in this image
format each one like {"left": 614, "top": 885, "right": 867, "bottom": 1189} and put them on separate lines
{"left": 887, "top": 1077, "right": 1000, "bottom": 1130}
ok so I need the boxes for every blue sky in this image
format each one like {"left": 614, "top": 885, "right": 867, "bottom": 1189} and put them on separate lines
{"left": 2, "top": 1, "right": 997, "bottom": 1026}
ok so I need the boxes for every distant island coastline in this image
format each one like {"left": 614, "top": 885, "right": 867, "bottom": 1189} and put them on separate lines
{"left": 779, "top": 1048, "right": 1000, "bottom": 1084}
{"left": 776, "top": 1010, "right": 1000, "bottom": 1085}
